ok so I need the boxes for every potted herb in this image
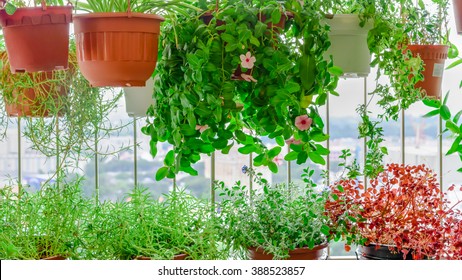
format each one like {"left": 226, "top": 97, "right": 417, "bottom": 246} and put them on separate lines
{"left": 145, "top": 0, "right": 339, "bottom": 180}
{"left": 72, "top": 0, "right": 200, "bottom": 87}
{"left": 325, "top": 163, "right": 462, "bottom": 260}
{"left": 216, "top": 167, "right": 330, "bottom": 260}
{"left": 0, "top": 179, "right": 90, "bottom": 260}
{"left": 0, "top": 0, "right": 72, "bottom": 73}
{"left": 82, "top": 187, "right": 225, "bottom": 260}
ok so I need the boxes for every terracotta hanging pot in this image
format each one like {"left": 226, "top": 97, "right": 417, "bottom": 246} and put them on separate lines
{"left": 0, "top": 2, "right": 72, "bottom": 73}
{"left": 407, "top": 44, "right": 448, "bottom": 99}
{"left": 248, "top": 243, "right": 328, "bottom": 260}
{"left": 4, "top": 71, "right": 68, "bottom": 117}
{"left": 453, "top": 0, "right": 462, "bottom": 34}
{"left": 73, "top": 6, "right": 165, "bottom": 87}
{"left": 323, "top": 14, "right": 373, "bottom": 78}
{"left": 123, "top": 77, "right": 155, "bottom": 117}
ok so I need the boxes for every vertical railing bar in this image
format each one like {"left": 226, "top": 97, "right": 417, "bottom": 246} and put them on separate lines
{"left": 56, "top": 118, "right": 60, "bottom": 188}
{"left": 95, "top": 130, "right": 99, "bottom": 203}
{"left": 211, "top": 152, "right": 216, "bottom": 207}
{"left": 18, "top": 117, "right": 22, "bottom": 189}
{"left": 439, "top": 113, "right": 443, "bottom": 190}
{"left": 287, "top": 145, "right": 291, "bottom": 186}
{"left": 363, "top": 77, "right": 368, "bottom": 189}
{"left": 401, "top": 109, "right": 406, "bottom": 165}
{"left": 249, "top": 153, "right": 253, "bottom": 192}
{"left": 133, "top": 117, "right": 138, "bottom": 189}
{"left": 326, "top": 89, "right": 330, "bottom": 186}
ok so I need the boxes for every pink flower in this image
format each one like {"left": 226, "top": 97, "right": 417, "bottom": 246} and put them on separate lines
{"left": 273, "top": 155, "right": 283, "bottom": 166}
{"left": 241, "top": 73, "right": 257, "bottom": 83}
{"left": 240, "top": 51, "right": 256, "bottom": 69}
{"left": 195, "top": 124, "right": 209, "bottom": 133}
{"left": 294, "top": 115, "right": 312, "bottom": 131}
{"left": 285, "top": 137, "right": 302, "bottom": 146}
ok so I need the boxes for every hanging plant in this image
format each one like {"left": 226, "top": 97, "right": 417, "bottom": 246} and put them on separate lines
{"left": 144, "top": 0, "right": 340, "bottom": 179}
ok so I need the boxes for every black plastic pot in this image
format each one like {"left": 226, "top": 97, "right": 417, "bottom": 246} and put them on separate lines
{"left": 356, "top": 244, "right": 412, "bottom": 260}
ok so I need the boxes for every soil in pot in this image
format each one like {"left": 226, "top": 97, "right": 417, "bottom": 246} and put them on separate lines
{"left": 249, "top": 243, "right": 328, "bottom": 260}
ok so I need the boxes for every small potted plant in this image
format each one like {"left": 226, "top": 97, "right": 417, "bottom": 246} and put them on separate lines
{"left": 81, "top": 187, "right": 225, "bottom": 260}
{"left": 216, "top": 167, "right": 330, "bottom": 260}
{"left": 0, "top": 0, "right": 72, "bottom": 73}
{"left": 0, "top": 179, "right": 90, "bottom": 260}
{"left": 325, "top": 163, "right": 462, "bottom": 260}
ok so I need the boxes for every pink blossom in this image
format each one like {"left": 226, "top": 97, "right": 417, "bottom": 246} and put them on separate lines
{"left": 241, "top": 73, "right": 257, "bottom": 83}
{"left": 240, "top": 51, "right": 256, "bottom": 69}
{"left": 294, "top": 115, "right": 312, "bottom": 131}
{"left": 285, "top": 138, "right": 302, "bottom": 146}
{"left": 273, "top": 155, "right": 283, "bottom": 166}
{"left": 195, "top": 124, "right": 209, "bottom": 133}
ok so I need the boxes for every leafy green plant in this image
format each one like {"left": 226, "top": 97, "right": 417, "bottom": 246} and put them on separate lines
{"left": 0, "top": 179, "right": 90, "bottom": 259}
{"left": 81, "top": 187, "right": 225, "bottom": 260}
{"left": 216, "top": 167, "right": 330, "bottom": 259}
{"left": 144, "top": 0, "right": 339, "bottom": 179}
{"left": 73, "top": 0, "right": 200, "bottom": 14}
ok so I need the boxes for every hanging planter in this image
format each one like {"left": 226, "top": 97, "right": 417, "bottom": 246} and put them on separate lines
{"left": 323, "top": 14, "right": 373, "bottom": 78}
{"left": 249, "top": 244, "right": 328, "bottom": 260}
{"left": 0, "top": 2, "right": 72, "bottom": 73}
{"left": 407, "top": 44, "right": 448, "bottom": 99}
{"left": 73, "top": 4, "right": 165, "bottom": 87}
{"left": 123, "top": 77, "right": 155, "bottom": 117}
{"left": 454, "top": 0, "right": 462, "bottom": 34}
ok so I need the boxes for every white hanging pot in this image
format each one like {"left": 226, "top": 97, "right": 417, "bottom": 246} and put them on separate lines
{"left": 123, "top": 77, "right": 155, "bottom": 117}
{"left": 323, "top": 14, "right": 373, "bottom": 78}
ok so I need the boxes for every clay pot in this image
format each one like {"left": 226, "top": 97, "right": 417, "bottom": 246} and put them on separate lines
{"left": 249, "top": 243, "right": 328, "bottom": 260}
{"left": 407, "top": 44, "right": 449, "bottom": 99}
{"left": 41, "top": 255, "right": 66, "bottom": 260}
{"left": 0, "top": 5, "right": 72, "bottom": 73}
{"left": 73, "top": 12, "right": 164, "bottom": 87}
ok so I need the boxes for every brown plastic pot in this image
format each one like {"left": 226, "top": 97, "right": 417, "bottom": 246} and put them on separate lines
{"left": 73, "top": 12, "right": 165, "bottom": 87}
{"left": 41, "top": 255, "right": 66, "bottom": 260}
{"left": 0, "top": 4, "right": 72, "bottom": 73}
{"left": 407, "top": 45, "right": 448, "bottom": 99}
{"left": 4, "top": 71, "right": 68, "bottom": 117}
{"left": 249, "top": 243, "right": 328, "bottom": 260}
{"left": 454, "top": 0, "right": 462, "bottom": 35}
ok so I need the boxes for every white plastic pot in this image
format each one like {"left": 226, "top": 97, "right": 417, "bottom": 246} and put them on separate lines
{"left": 324, "top": 14, "right": 373, "bottom": 78}
{"left": 123, "top": 77, "right": 155, "bottom": 117}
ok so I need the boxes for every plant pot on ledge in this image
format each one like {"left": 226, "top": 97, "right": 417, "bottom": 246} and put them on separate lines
{"left": 407, "top": 44, "right": 448, "bottom": 99}
{"left": 0, "top": 2, "right": 72, "bottom": 73}
{"left": 73, "top": 9, "right": 164, "bottom": 87}
{"left": 249, "top": 243, "right": 328, "bottom": 260}
{"left": 356, "top": 244, "right": 432, "bottom": 260}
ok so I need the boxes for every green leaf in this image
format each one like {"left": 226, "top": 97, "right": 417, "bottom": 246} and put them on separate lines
{"left": 238, "top": 145, "right": 255, "bottom": 154}
{"left": 422, "top": 109, "right": 440, "bottom": 118}
{"left": 271, "top": 9, "right": 282, "bottom": 24}
{"left": 446, "top": 58, "right": 462, "bottom": 70}
{"left": 149, "top": 140, "right": 157, "bottom": 157}
{"left": 320, "top": 225, "right": 330, "bottom": 236}
{"left": 422, "top": 98, "right": 441, "bottom": 108}
{"left": 440, "top": 105, "right": 451, "bottom": 121}
{"left": 446, "top": 121, "right": 460, "bottom": 134}
{"left": 268, "top": 161, "right": 278, "bottom": 173}
{"left": 267, "top": 146, "right": 282, "bottom": 158}
{"left": 155, "top": 167, "right": 169, "bottom": 181}
{"left": 337, "top": 185, "right": 345, "bottom": 193}
{"left": 284, "top": 151, "right": 298, "bottom": 161}
{"left": 308, "top": 152, "right": 326, "bottom": 165}
{"left": 275, "top": 136, "right": 285, "bottom": 146}
{"left": 328, "top": 66, "right": 343, "bottom": 76}
{"left": 4, "top": 3, "right": 16, "bottom": 15}
{"left": 221, "top": 33, "right": 236, "bottom": 43}
{"left": 296, "top": 151, "right": 308, "bottom": 164}
{"left": 235, "top": 130, "right": 247, "bottom": 142}
{"left": 164, "top": 150, "right": 175, "bottom": 166}
{"left": 447, "top": 136, "right": 462, "bottom": 155}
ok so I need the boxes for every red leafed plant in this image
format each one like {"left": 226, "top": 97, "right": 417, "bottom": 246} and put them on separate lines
{"left": 325, "top": 163, "right": 462, "bottom": 259}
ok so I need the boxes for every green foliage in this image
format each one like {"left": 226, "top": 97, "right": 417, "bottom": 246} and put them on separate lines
{"left": 73, "top": 0, "right": 200, "bottom": 14}
{"left": 216, "top": 167, "right": 329, "bottom": 259}
{"left": 0, "top": 179, "right": 90, "bottom": 259}
{"left": 146, "top": 0, "right": 338, "bottom": 178}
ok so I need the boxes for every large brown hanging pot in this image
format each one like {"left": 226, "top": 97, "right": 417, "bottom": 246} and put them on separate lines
{"left": 73, "top": 1, "right": 164, "bottom": 87}
{"left": 407, "top": 44, "right": 448, "bottom": 99}
{"left": 249, "top": 243, "right": 328, "bottom": 260}
{"left": 453, "top": 0, "right": 462, "bottom": 34}
{"left": 0, "top": 1, "right": 72, "bottom": 73}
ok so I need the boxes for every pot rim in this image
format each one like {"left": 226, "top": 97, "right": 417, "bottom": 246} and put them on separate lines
{"left": 73, "top": 12, "right": 164, "bottom": 22}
